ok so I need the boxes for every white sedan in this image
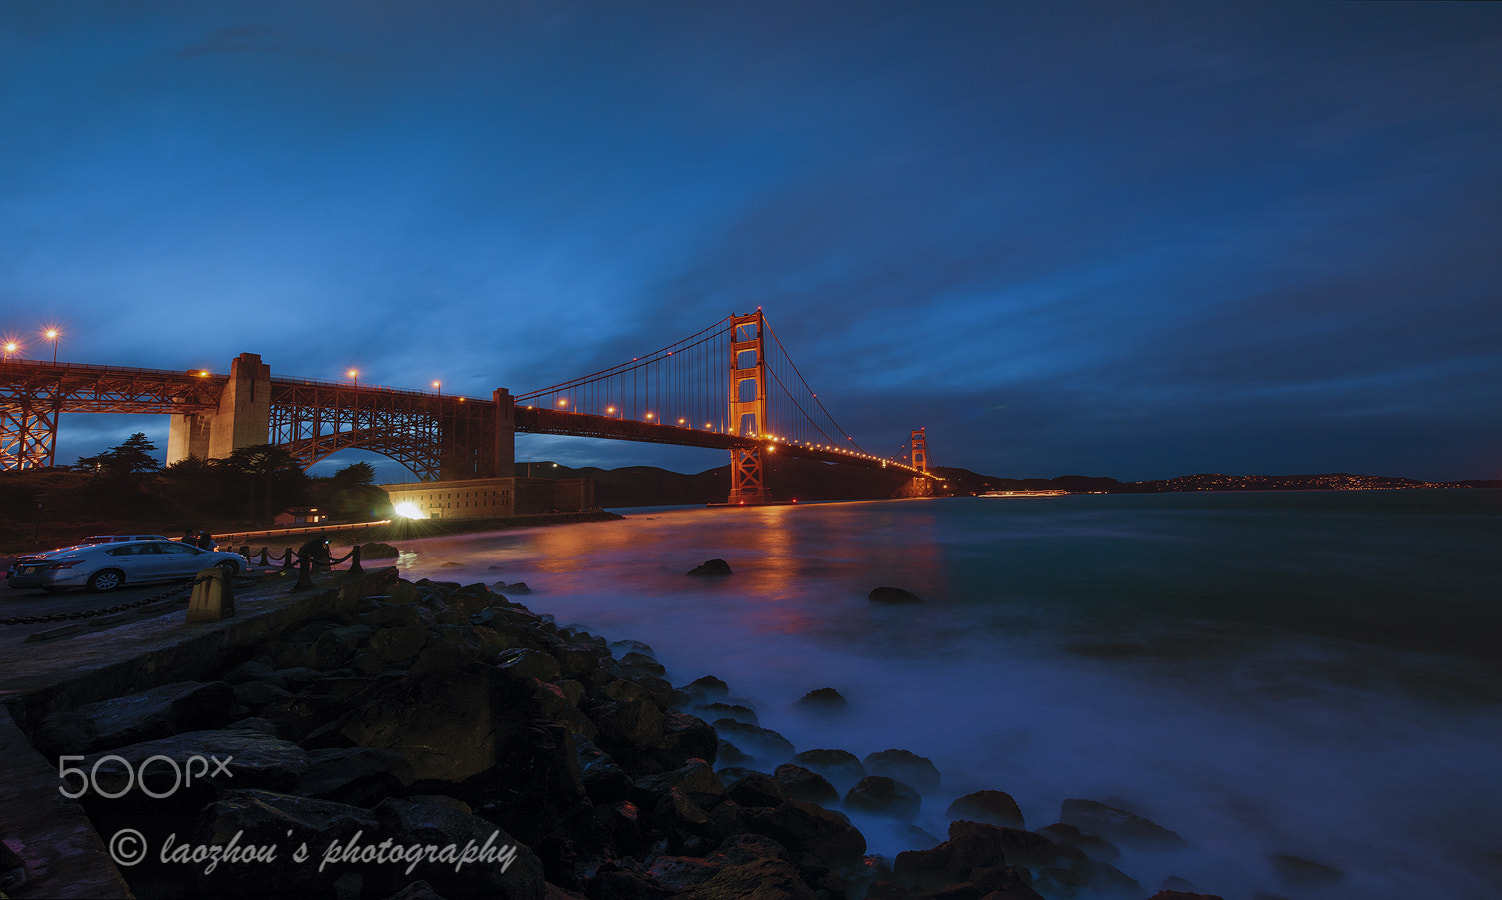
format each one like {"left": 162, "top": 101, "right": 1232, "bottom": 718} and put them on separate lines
{"left": 6, "top": 540, "right": 248, "bottom": 593}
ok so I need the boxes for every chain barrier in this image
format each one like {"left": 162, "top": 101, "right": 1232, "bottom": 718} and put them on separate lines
{"left": 0, "top": 576, "right": 209, "bottom": 627}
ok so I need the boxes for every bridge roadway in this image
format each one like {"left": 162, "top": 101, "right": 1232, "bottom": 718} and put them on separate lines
{"left": 516, "top": 406, "right": 900, "bottom": 470}
{"left": 2, "top": 358, "right": 917, "bottom": 475}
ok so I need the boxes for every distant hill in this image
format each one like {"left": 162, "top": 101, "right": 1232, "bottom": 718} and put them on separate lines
{"left": 521, "top": 461, "right": 1498, "bottom": 507}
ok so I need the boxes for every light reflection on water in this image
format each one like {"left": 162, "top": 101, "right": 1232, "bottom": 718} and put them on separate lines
{"left": 390, "top": 493, "right": 1502, "bottom": 900}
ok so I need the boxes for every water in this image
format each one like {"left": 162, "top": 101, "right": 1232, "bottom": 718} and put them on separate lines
{"left": 385, "top": 491, "right": 1502, "bottom": 899}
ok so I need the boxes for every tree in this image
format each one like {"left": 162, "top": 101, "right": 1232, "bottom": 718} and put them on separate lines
{"left": 221, "top": 444, "right": 310, "bottom": 519}
{"left": 332, "top": 461, "right": 376, "bottom": 485}
{"left": 74, "top": 433, "right": 161, "bottom": 478}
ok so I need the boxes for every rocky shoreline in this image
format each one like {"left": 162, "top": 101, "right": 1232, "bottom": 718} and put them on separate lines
{"left": 16, "top": 565, "right": 1229, "bottom": 900}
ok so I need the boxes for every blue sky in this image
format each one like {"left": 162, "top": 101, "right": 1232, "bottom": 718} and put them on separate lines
{"left": 3, "top": 2, "right": 1499, "bottom": 482}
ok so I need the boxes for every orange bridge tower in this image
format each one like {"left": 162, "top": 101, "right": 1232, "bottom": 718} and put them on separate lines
{"left": 727, "top": 310, "right": 769, "bottom": 503}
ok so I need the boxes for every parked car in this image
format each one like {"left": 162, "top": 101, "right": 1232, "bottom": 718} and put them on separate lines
{"left": 6, "top": 540, "right": 247, "bottom": 593}
{"left": 80, "top": 534, "right": 172, "bottom": 546}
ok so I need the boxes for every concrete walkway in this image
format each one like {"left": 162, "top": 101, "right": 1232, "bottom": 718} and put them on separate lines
{"left": 0, "top": 567, "right": 389, "bottom": 899}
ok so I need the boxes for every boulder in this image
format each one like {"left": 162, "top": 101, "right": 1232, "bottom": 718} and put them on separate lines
{"left": 680, "top": 857, "right": 816, "bottom": 899}
{"left": 793, "top": 687, "right": 848, "bottom": 712}
{"left": 694, "top": 702, "right": 757, "bottom": 725}
{"left": 83, "top": 727, "right": 310, "bottom": 802}
{"left": 191, "top": 789, "right": 379, "bottom": 894}
{"left": 682, "top": 675, "right": 730, "bottom": 701}
{"left": 742, "top": 799, "right": 867, "bottom": 869}
{"left": 868, "top": 586, "right": 921, "bottom": 603}
{"left": 338, "top": 664, "right": 515, "bottom": 782}
{"left": 632, "top": 759, "right": 725, "bottom": 809}
{"left": 844, "top": 776, "right": 922, "bottom": 821}
{"left": 498, "top": 648, "right": 564, "bottom": 683}
{"left": 773, "top": 764, "right": 839, "bottom": 805}
{"left": 1038, "top": 822, "right": 1120, "bottom": 862}
{"left": 711, "top": 720, "right": 795, "bottom": 764}
{"left": 35, "top": 680, "right": 240, "bottom": 756}
{"left": 946, "top": 789, "right": 1025, "bottom": 829}
{"left": 725, "top": 771, "right": 787, "bottom": 809}
{"left": 295, "top": 746, "right": 414, "bottom": 805}
{"left": 1059, "top": 799, "right": 1187, "bottom": 848}
{"left": 371, "top": 796, "right": 546, "bottom": 900}
{"left": 1271, "top": 854, "right": 1344, "bottom": 888}
{"left": 360, "top": 542, "right": 400, "bottom": 559}
{"left": 792, "top": 748, "right": 866, "bottom": 794}
{"left": 686, "top": 559, "right": 733, "bottom": 577}
{"left": 863, "top": 748, "right": 941, "bottom": 794}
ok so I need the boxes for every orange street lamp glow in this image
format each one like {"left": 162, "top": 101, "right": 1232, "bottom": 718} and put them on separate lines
{"left": 558, "top": 398, "right": 568, "bottom": 408}
{"left": 432, "top": 380, "right": 441, "bottom": 393}
{"left": 3, "top": 341, "right": 18, "bottom": 359}
{"left": 606, "top": 406, "right": 615, "bottom": 414}
{"left": 43, "top": 327, "right": 60, "bottom": 363}
{"left": 644, "top": 412, "right": 654, "bottom": 420}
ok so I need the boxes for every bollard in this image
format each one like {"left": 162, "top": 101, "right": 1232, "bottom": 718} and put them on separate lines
{"left": 281, "top": 548, "right": 295, "bottom": 570}
{"left": 292, "top": 554, "right": 315, "bottom": 591}
{"left": 187, "top": 568, "right": 236, "bottom": 621}
{"left": 239, "top": 545, "right": 250, "bottom": 558}
{"left": 258, "top": 547, "right": 269, "bottom": 566}
{"left": 349, "top": 544, "right": 363, "bottom": 575}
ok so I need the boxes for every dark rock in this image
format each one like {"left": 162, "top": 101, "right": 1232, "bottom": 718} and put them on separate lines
{"left": 946, "top": 790, "right": 1025, "bottom": 829}
{"left": 1038, "top": 822, "right": 1120, "bottom": 862}
{"left": 586, "top": 867, "right": 674, "bottom": 900}
{"left": 694, "top": 702, "right": 757, "bottom": 725}
{"left": 653, "top": 786, "right": 716, "bottom": 842}
{"left": 725, "top": 771, "right": 787, "bottom": 808}
{"left": 742, "top": 799, "right": 867, "bottom": 869}
{"left": 1270, "top": 854, "right": 1344, "bottom": 887}
{"left": 617, "top": 651, "right": 666, "bottom": 676}
{"left": 863, "top": 748, "right": 941, "bottom": 794}
{"left": 230, "top": 680, "right": 294, "bottom": 713}
{"left": 773, "top": 763, "right": 840, "bottom": 805}
{"left": 632, "top": 759, "right": 725, "bottom": 809}
{"left": 609, "top": 639, "right": 656, "bottom": 658}
{"left": 949, "top": 820, "right": 1060, "bottom": 868}
{"left": 372, "top": 796, "right": 546, "bottom": 899}
{"left": 339, "top": 664, "right": 517, "bottom": 782}
{"left": 868, "top": 586, "right": 921, "bottom": 603}
{"left": 191, "top": 789, "right": 379, "bottom": 893}
{"left": 35, "top": 680, "right": 240, "bottom": 756}
{"left": 711, "top": 720, "right": 795, "bottom": 764}
{"left": 895, "top": 821, "right": 1053, "bottom": 896}
{"left": 715, "top": 740, "right": 753, "bottom": 767}
{"left": 686, "top": 558, "right": 733, "bottom": 577}
{"left": 578, "top": 739, "right": 633, "bottom": 803}
{"left": 792, "top": 748, "right": 866, "bottom": 794}
{"left": 84, "top": 727, "right": 310, "bottom": 801}
{"left": 498, "top": 647, "right": 564, "bottom": 682}
{"left": 793, "top": 687, "right": 849, "bottom": 712}
{"left": 295, "top": 746, "right": 413, "bottom": 805}
{"left": 682, "top": 675, "right": 730, "bottom": 701}
{"left": 360, "top": 541, "right": 399, "bottom": 558}
{"left": 680, "top": 857, "right": 816, "bottom": 899}
{"left": 845, "top": 776, "right": 923, "bottom": 821}
{"left": 1059, "top": 798, "right": 1187, "bottom": 848}
{"left": 645, "top": 855, "right": 724, "bottom": 892}
{"left": 658, "top": 712, "right": 718, "bottom": 770}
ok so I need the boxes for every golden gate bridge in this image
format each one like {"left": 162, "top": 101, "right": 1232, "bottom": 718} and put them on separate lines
{"left": 0, "top": 310, "right": 933, "bottom": 504}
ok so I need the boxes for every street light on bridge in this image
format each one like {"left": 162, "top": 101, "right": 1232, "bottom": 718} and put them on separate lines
{"left": 43, "top": 327, "right": 60, "bottom": 363}
{"left": 347, "top": 368, "right": 359, "bottom": 387}
{"left": 432, "top": 380, "right": 441, "bottom": 394}
{"left": 3, "top": 340, "right": 18, "bottom": 359}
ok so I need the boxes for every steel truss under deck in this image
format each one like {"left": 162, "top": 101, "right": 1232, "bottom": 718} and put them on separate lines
{"left": 1, "top": 360, "right": 222, "bottom": 468}
{"left": 269, "top": 380, "right": 496, "bottom": 481}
